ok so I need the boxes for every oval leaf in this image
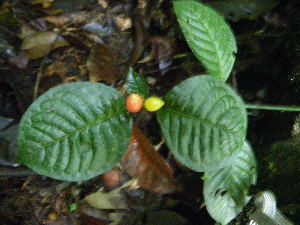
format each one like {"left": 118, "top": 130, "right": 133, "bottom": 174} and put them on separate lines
{"left": 126, "top": 68, "right": 149, "bottom": 99}
{"left": 203, "top": 141, "right": 257, "bottom": 224}
{"left": 17, "top": 82, "right": 132, "bottom": 181}
{"left": 174, "top": 1, "right": 237, "bottom": 81}
{"left": 157, "top": 75, "right": 247, "bottom": 172}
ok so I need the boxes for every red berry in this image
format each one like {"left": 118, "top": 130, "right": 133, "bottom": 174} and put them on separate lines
{"left": 126, "top": 94, "right": 143, "bottom": 113}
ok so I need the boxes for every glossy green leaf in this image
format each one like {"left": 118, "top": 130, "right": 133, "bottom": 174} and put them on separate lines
{"left": 17, "top": 82, "right": 132, "bottom": 181}
{"left": 157, "top": 75, "right": 247, "bottom": 172}
{"left": 126, "top": 68, "right": 149, "bottom": 99}
{"left": 174, "top": 1, "right": 237, "bottom": 81}
{"left": 203, "top": 141, "right": 257, "bottom": 225}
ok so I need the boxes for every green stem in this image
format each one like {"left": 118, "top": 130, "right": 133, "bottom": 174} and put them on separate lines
{"left": 246, "top": 104, "right": 300, "bottom": 112}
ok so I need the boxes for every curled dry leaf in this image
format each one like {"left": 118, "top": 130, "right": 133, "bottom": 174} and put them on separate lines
{"left": 84, "top": 180, "right": 134, "bottom": 210}
{"left": 121, "top": 125, "right": 181, "bottom": 194}
{"left": 21, "top": 31, "right": 68, "bottom": 59}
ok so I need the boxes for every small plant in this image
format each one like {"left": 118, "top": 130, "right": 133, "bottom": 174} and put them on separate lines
{"left": 16, "top": 1, "right": 298, "bottom": 224}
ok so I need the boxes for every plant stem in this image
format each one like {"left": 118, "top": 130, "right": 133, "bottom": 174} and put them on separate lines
{"left": 246, "top": 104, "right": 300, "bottom": 112}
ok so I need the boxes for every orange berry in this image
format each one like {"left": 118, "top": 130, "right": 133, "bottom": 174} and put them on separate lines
{"left": 126, "top": 94, "right": 143, "bottom": 113}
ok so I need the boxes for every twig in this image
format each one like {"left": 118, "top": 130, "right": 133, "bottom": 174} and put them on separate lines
{"left": 0, "top": 167, "right": 37, "bottom": 176}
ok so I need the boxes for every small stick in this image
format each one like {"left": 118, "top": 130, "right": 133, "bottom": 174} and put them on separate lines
{"left": 0, "top": 167, "right": 37, "bottom": 177}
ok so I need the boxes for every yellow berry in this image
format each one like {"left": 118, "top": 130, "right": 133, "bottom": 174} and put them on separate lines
{"left": 126, "top": 94, "right": 143, "bottom": 113}
{"left": 144, "top": 96, "right": 164, "bottom": 112}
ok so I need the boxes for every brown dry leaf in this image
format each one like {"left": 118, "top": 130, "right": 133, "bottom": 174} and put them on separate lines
{"left": 101, "top": 167, "right": 122, "bottom": 191}
{"left": 21, "top": 31, "right": 68, "bottom": 59}
{"left": 87, "top": 44, "right": 126, "bottom": 83}
{"left": 44, "top": 60, "right": 68, "bottom": 78}
{"left": 84, "top": 180, "right": 133, "bottom": 210}
{"left": 45, "top": 11, "right": 99, "bottom": 27}
{"left": 121, "top": 125, "right": 181, "bottom": 194}
{"left": 78, "top": 204, "right": 110, "bottom": 225}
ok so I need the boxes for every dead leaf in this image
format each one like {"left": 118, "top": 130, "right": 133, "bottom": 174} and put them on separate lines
{"left": 78, "top": 204, "right": 111, "bottom": 225}
{"left": 121, "top": 125, "right": 181, "bottom": 194}
{"left": 44, "top": 214, "right": 77, "bottom": 225}
{"left": 21, "top": 31, "right": 68, "bottom": 59}
{"left": 87, "top": 44, "right": 125, "bottom": 83}
{"left": 80, "top": 214, "right": 110, "bottom": 225}
{"left": 45, "top": 11, "right": 99, "bottom": 27}
{"left": 44, "top": 60, "right": 68, "bottom": 78}
{"left": 114, "top": 15, "right": 132, "bottom": 31}
{"left": 84, "top": 180, "right": 134, "bottom": 210}
{"left": 78, "top": 203, "right": 110, "bottom": 221}
{"left": 101, "top": 166, "right": 122, "bottom": 191}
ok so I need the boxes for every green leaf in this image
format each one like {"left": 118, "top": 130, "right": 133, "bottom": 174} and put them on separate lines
{"left": 174, "top": 0, "right": 237, "bottom": 81}
{"left": 17, "top": 82, "right": 132, "bottom": 181}
{"left": 126, "top": 68, "right": 149, "bottom": 99}
{"left": 203, "top": 141, "right": 257, "bottom": 224}
{"left": 157, "top": 75, "right": 247, "bottom": 172}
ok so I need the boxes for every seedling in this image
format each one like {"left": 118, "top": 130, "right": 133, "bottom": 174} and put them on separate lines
{"left": 16, "top": 1, "right": 299, "bottom": 224}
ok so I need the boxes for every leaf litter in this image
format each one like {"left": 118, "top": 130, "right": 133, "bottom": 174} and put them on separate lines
{"left": 1, "top": 0, "right": 300, "bottom": 224}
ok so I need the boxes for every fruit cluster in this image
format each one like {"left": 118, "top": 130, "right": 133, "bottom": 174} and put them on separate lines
{"left": 126, "top": 94, "right": 164, "bottom": 113}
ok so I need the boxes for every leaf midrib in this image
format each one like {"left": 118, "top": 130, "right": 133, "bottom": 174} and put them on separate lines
{"left": 180, "top": 10, "right": 229, "bottom": 80}
{"left": 30, "top": 109, "right": 127, "bottom": 149}
{"left": 162, "top": 107, "right": 242, "bottom": 135}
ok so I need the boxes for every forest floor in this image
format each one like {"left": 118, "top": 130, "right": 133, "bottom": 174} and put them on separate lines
{"left": 0, "top": 0, "right": 299, "bottom": 224}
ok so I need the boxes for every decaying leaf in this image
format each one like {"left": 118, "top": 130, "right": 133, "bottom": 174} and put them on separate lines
{"left": 114, "top": 15, "right": 132, "bottom": 31}
{"left": 121, "top": 125, "right": 181, "bottom": 194}
{"left": 78, "top": 204, "right": 111, "bottom": 225}
{"left": 44, "top": 214, "right": 77, "bottom": 225}
{"left": 101, "top": 166, "right": 122, "bottom": 191}
{"left": 21, "top": 31, "right": 68, "bottom": 59}
{"left": 45, "top": 11, "right": 99, "bottom": 27}
{"left": 84, "top": 180, "right": 134, "bottom": 210}
{"left": 44, "top": 60, "right": 68, "bottom": 78}
{"left": 87, "top": 44, "right": 127, "bottom": 83}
